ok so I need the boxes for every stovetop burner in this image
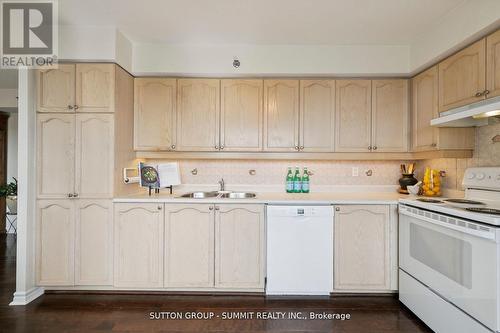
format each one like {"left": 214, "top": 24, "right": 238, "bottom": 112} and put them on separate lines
{"left": 465, "top": 207, "right": 500, "bottom": 215}
{"left": 417, "top": 198, "right": 443, "bottom": 203}
{"left": 444, "top": 199, "right": 485, "bottom": 205}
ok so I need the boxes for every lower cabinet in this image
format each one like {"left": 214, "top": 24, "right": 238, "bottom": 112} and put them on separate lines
{"left": 36, "top": 199, "right": 112, "bottom": 287}
{"left": 334, "top": 204, "right": 397, "bottom": 291}
{"left": 113, "top": 203, "right": 164, "bottom": 288}
{"left": 215, "top": 204, "right": 265, "bottom": 289}
{"left": 164, "top": 204, "right": 215, "bottom": 288}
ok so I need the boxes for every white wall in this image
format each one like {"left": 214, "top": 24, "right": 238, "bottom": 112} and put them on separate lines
{"left": 132, "top": 43, "right": 410, "bottom": 76}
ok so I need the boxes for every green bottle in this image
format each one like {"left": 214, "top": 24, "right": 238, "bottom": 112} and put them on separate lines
{"left": 302, "top": 167, "right": 310, "bottom": 193}
{"left": 285, "top": 167, "right": 294, "bottom": 193}
{"left": 293, "top": 167, "right": 302, "bottom": 193}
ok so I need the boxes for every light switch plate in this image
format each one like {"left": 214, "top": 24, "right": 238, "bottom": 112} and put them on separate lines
{"left": 352, "top": 167, "right": 359, "bottom": 177}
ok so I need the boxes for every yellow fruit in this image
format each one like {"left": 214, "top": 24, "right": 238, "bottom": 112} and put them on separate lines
{"left": 425, "top": 190, "right": 435, "bottom": 196}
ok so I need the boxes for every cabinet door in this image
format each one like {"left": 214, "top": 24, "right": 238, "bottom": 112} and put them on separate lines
{"left": 215, "top": 205, "right": 265, "bottom": 290}
{"left": 177, "top": 79, "right": 220, "bottom": 151}
{"left": 438, "top": 39, "right": 486, "bottom": 112}
{"left": 37, "top": 114, "right": 75, "bottom": 198}
{"left": 36, "top": 200, "right": 74, "bottom": 286}
{"left": 114, "top": 203, "right": 164, "bottom": 288}
{"left": 334, "top": 205, "right": 391, "bottom": 291}
{"left": 220, "top": 80, "right": 263, "bottom": 151}
{"left": 299, "top": 80, "right": 335, "bottom": 152}
{"left": 412, "top": 66, "right": 439, "bottom": 151}
{"left": 75, "top": 64, "right": 115, "bottom": 113}
{"left": 487, "top": 29, "right": 500, "bottom": 98}
{"left": 263, "top": 80, "right": 300, "bottom": 151}
{"left": 335, "top": 80, "right": 372, "bottom": 152}
{"left": 372, "top": 80, "right": 409, "bottom": 152}
{"left": 37, "top": 64, "right": 75, "bottom": 113}
{"left": 134, "top": 78, "right": 177, "bottom": 151}
{"left": 75, "top": 200, "right": 112, "bottom": 286}
{"left": 75, "top": 114, "right": 114, "bottom": 198}
{"left": 164, "top": 204, "right": 214, "bottom": 288}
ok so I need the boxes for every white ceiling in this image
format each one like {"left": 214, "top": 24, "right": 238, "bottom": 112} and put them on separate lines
{"left": 59, "top": 0, "right": 465, "bottom": 45}
{"left": 0, "top": 69, "right": 18, "bottom": 89}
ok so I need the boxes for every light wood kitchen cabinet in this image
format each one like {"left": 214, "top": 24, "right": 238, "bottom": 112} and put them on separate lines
{"left": 37, "top": 64, "right": 76, "bottom": 113}
{"left": 300, "top": 80, "right": 336, "bottom": 152}
{"left": 487, "top": 29, "right": 500, "bottom": 98}
{"left": 75, "top": 64, "right": 115, "bottom": 113}
{"left": 263, "top": 80, "right": 300, "bottom": 151}
{"left": 37, "top": 114, "right": 75, "bottom": 198}
{"left": 164, "top": 204, "right": 215, "bottom": 288}
{"left": 335, "top": 80, "right": 372, "bottom": 152}
{"left": 177, "top": 79, "right": 220, "bottom": 151}
{"left": 75, "top": 114, "right": 114, "bottom": 198}
{"left": 134, "top": 78, "right": 177, "bottom": 151}
{"left": 334, "top": 205, "right": 392, "bottom": 291}
{"left": 36, "top": 200, "right": 75, "bottom": 286}
{"left": 75, "top": 200, "right": 113, "bottom": 286}
{"left": 220, "top": 80, "right": 263, "bottom": 151}
{"left": 114, "top": 203, "right": 164, "bottom": 288}
{"left": 372, "top": 80, "right": 409, "bottom": 152}
{"left": 412, "top": 66, "right": 475, "bottom": 152}
{"left": 438, "top": 39, "right": 486, "bottom": 112}
{"left": 38, "top": 114, "right": 114, "bottom": 199}
{"left": 215, "top": 205, "right": 265, "bottom": 289}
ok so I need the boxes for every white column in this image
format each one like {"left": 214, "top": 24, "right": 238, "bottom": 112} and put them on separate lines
{"left": 10, "top": 68, "right": 44, "bottom": 305}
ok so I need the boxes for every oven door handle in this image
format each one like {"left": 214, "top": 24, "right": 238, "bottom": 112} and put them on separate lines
{"left": 399, "top": 205, "right": 497, "bottom": 241}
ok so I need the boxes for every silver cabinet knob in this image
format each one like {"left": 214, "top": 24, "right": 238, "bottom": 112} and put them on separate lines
{"left": 368, "top": 146, "right": 372, "bottom": 150}
{"left": 335, "top": 207, "right": 340, "bottom": 211}
{"left": 220, "top": 145, "right": 225, "bottom": 150}
{"left": 67, "top": 105, "right": 74, "bottom": 110}
{"left": 171, "top": 144, "right": 176, "bottom": 150}
{"left": 157, "top": 206, "right": 162, "bottom": 210}
{"left": 68, "top": 193, "right": 74, "bottom": 198}
{"left": 475, "top": 91, "right": 484, "bottom": 97}
{"left": 484, "top": 89, "right": 490, "bottom": 96}
{"left": 373, "top": 146, "right": 377, "bottom": 151}
{"left": 299, "top": 146, "right": 304, "bottom": 150}
{"left": 431, "top": 143, "right": 437, "bottom": 147}
{"left": 215, "top": 206, "right": 220, "bottom": 211}
{"left": 215, "top": 145, "right": 219, "bottom": 150}
{"left": 73, "top": 193, "right": 79, "bottom": 197}
{"left": 209, "top": 206, "right": 214, "bottom": 211}
{"left": 73, "top": 105, "right": 79, "bottom": 110}
{"left": 294, "top": 145, "right": 299, "bottom": 151}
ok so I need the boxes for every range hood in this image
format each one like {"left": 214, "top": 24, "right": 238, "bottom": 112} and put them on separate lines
{"left": 431, "top": 95, "right": 500, "bottom": 127}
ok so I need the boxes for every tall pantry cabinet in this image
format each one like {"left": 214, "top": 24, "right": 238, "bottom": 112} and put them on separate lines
{"left": 36, "top": 64, "right": 135, "bottom": 287}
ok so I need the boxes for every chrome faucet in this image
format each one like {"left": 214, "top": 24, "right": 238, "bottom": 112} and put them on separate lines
{"left": 218, "top": 178, "right": 225, "bottom": 191}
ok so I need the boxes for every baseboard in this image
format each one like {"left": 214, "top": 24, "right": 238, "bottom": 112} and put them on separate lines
{"left": 9, "top": 287, "right": 45, "bottom": 306}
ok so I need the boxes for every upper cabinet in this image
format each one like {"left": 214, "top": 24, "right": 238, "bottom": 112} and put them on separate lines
{"left": 335, "top": 80, "right": 372, "bottom": 152}
{"left": 37, "top": 64, "right": 75, "bottom": 113}
{"left": 487, "top": 29, "right": 500, "bottom": 99}
{"left": 438, "top": 39, "right": 486, "bottom": 113}
{"left": 300, "top": 80, "right": 336, "bottom": 152}
{"left": 37, "top": 64, "right": 115, "bottom": 113}
{"left": 263, "top": 80, "right": 299, "bottom": 151}
{"left": 220, "top": 80, "right": 263, "bottom": 151}
{"left": 372, "top": 80, "right": 409, "bottom": 152}
{"left": 134, "top": 78, "right": 177, "bottom": 151}
{"left": 75, "top": 64, "right": 115, "bottom": 113}
{"left": 176, "top": 79, "right": 220, "bottom": 151}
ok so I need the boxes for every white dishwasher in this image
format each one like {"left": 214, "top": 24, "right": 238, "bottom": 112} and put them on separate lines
{"left": 266, "top": 205, "right": 334, "bottom": 295}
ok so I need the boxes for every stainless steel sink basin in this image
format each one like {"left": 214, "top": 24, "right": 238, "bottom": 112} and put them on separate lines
{"left": 178, "top": 191, "right": 219, "bottom": 199}
{"left": 177, "top": 191, "right": 256, "bottom": 199}
{"left": 220, "top": 192, "right": 256, "bottom": 199}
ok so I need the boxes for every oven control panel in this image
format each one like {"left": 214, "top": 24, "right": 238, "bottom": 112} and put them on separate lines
{"left": 463, "top": 167, "right": 500, "bottom": 189}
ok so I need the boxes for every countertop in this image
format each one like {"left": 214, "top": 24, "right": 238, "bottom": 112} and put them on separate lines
{"left": 113, "top": 191, "right": 408, "bottom": 205}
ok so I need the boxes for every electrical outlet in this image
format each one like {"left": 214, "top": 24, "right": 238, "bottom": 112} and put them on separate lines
{"left": 352, "top": 167, "right": 359, "bottom": 177}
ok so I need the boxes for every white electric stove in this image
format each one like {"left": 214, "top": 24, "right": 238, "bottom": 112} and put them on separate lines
{"left": 399, "top": 167, "right": 500, "bottom": 333}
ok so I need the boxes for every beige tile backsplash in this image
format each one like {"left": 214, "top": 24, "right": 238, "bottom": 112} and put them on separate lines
{"left": 418, "top": 119, "right": 500, "bottom": 191}
{"left": 148, "top": 159, "right": 410, "bottom": 188}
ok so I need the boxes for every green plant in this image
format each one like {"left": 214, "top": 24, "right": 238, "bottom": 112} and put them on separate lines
{"left": 0, "top": 177, "right": 17, "bottom": 197}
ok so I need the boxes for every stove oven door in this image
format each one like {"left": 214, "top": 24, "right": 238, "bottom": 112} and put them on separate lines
{"left": 399, "top": 205, "right": 500, "bottom": 332}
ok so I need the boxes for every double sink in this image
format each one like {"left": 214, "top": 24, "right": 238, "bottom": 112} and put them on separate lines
{"left": 178, "top": 191, "right": 256, "bottom": 199}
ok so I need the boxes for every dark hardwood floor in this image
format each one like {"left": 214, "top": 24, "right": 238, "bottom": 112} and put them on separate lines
{"left": 0, "top": 234, "right": 432, "bottom": 332}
